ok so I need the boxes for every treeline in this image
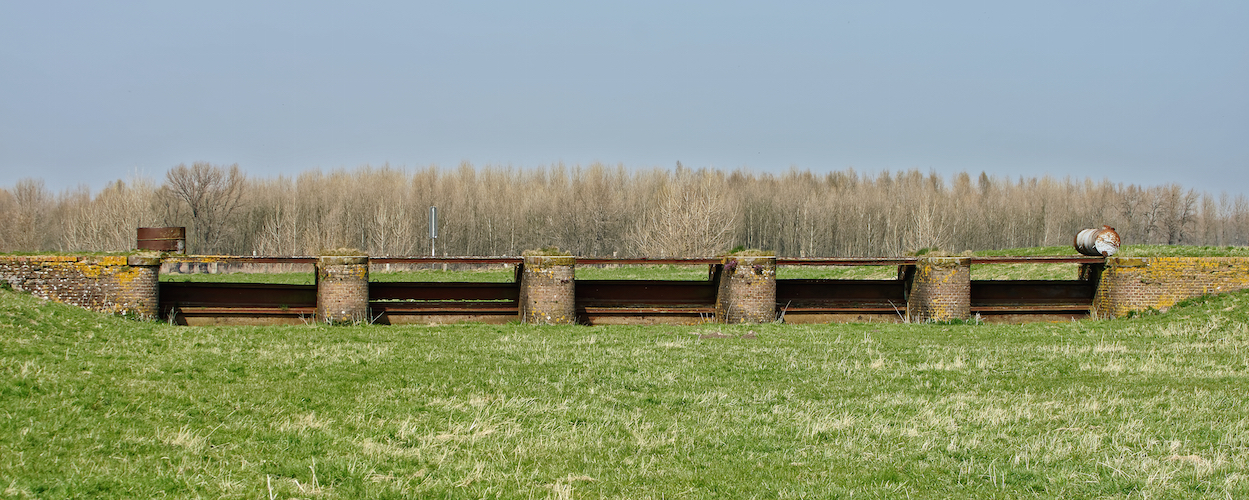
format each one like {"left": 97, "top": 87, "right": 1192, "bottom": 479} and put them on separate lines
{"left": 3, "top": 162, "right": 1247, "bottom": 257}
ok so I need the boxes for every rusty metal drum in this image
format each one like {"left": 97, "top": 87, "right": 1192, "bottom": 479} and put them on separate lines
{"left": 1074, "top": 226, "right": 1120, "bottom": 257}
{"left": 137, "top": 227, "right": 186, "bottom": 253}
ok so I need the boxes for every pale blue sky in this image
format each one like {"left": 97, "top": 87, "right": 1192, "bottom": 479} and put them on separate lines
{"left": 2, "top": 1, "right": 1246, "bottom": 194}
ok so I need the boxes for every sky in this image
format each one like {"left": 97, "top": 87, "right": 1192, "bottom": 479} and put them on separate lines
{"left": 2, "top": 1, "right": 1247, "bottom": 195}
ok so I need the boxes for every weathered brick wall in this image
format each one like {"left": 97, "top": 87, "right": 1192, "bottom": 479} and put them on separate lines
{"left": 906, "top": 257, "right": 971, "bottom": 322}
{"left": 0, "top": 255, "right": 161, "bottom": 318}
{"left": 316, "top": 256, "right": 370, "bottom": 323}
{"left": 519, "top": 255, "right": 575, "bottom": 324}
{"left": 1092, "top": 257, "right": 1249, "bottom": 318}
{"left": 715, "top": 255, "right": 777, "bottom": 324}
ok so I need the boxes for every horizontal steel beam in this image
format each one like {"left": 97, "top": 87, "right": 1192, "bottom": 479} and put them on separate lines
{"left": 162, "top": 255, "right": 1105, "bottom": 266}
{"left": 369, "top": 282, "right": 519, "bottom": 301}
{"left": 160, "top": 282, "right": 317, "bottom": 308}
{"left": 163, "top": 256, "right": 319, "bottom": 264}
{"left": 371, "top": 256, "right": 523, "bottom": 265}
{"left": 577, "top": 258, "right": 721, "bottom": 265}
{"left": 576, "top": 280, "right": 717, "bottom": 307}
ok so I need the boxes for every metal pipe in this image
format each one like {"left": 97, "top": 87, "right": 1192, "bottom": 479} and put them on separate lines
{"left": 1074, "top": 226, "right": 1121, "bottom": 257}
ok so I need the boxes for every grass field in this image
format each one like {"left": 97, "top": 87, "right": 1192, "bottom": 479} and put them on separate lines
{"left": 3, "top": 277, "right": 1249, "bottom": 498}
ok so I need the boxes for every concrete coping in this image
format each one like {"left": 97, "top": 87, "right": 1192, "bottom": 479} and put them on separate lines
{"left": 523, "top": 255, "right": 576, "bottom": 267}
{"left": 317, "top": 255, "right": 369, "bottom": 266}
{"left": 1106, "top": 257, "right": 1148, "bottom": 268}
{"left": 721, "top": 255, "right": 776, "bottom": 264}
{"left": 127, "top": 254, "right": 163, "bottom": 266}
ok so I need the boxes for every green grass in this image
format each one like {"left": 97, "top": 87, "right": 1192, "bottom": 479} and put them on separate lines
{"left": 155, "top": 245, "right": 1249, "bottom": 285}
{"left": 577, "top": 264, "right": 712, "bottom": 281}
{"left": 371, "top": 268, "right": 517, "bottom": 283}
{"left": 3, "top": 286, "right": 1249, "bottom": 498}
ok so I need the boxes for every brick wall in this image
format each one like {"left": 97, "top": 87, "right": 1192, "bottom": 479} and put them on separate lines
{"left": 715, "top": 255, "right": 777, "bottom": 324}
{"left": 906, "top": 257, "right": 971, "bottom": 322}
{"left": 0, "top": 255, "right": 161, "bottom": 318}
{"left": 519, "top": 255, "right": 576, "bottom": 324}
{"left": 316, "top": 256, "right": 370, "bottom": 323}
{"left": 1092, "top": 257, "right": 1249, "bottom": 318}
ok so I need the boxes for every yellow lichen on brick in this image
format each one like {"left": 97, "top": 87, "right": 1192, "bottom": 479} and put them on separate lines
{"left": 115, "top": 266, "right": 144, "bottom": 284}
{"left": 1094, "top": 257, "right": 1249, "bottom": 318}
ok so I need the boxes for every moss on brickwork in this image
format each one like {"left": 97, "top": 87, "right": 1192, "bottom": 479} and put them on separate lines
{"left": 0, "top": 255, "right": 160, "bottom": 318}
{"left": 907, "top": 257, "right": 971, "bottom": 322}
{"left": 1093, "top": 257, "right": 1249, "bottom": 318}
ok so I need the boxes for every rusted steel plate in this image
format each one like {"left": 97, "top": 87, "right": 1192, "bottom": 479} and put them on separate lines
{"left": 971, "top": 304, "right": 1091, "bottom": 312}
{"left": 970, "top": 280, "right": 1095, "bottom": 316}
{"left": 163, "top": 256, "right": 320, "bottom": 264}
{"left": 978, "top": 313, "right": 1088, "bottom": 323}
{"left": 176, "top": 305, "right": 317, "bottom": 312}
{"left": 160, "top": 282, "right": 317, "bottom": 309}
{"left": 577, "top": 258, "right": 721, "bottom": 265}
{"left": 580, "top": 306, "right": 715, "bottom": 314}
{"left": 137, "top": 227, "right": 186, "bottom": 252}
{"left": 782, "top": 306, "right": 900, "bottom": 313}
{"left": 778, "top": 258, "right": 918, "bottom": 266}
{"left": 166, "top": 305, "right": 317, "bottom": 326}
{"left": 369, "top": 282, "right": 519, "bottom": 301}
{"left": 375, "top": 313, "right": 517, "bottom": 325}
{"left": 576, "top": 280, "right": 716, "bottom": 307}
{"left": 782, "top": 312, "right": 902, "bottom": 324}
{"left": 776, "top": 279, "right": 907, "bottom": 311}
{"left": 370, "top": 302, "right": 518, "bottom": 313}
{"left": 970, "top": 256, "right": 1105, "bottom": 264}
{"left": 971, "top": 280, "right": 1095, "bottom": 302}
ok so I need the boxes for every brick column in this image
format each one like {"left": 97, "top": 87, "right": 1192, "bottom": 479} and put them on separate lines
{"left": 715, "top": 255, "right": 777, "bottom": 324}
{"left": 519, "top": 255, "right": 576, "bottom": 324}
{"left": 317, "top": 255, "right": 370, "bottom": 324}
{"left": 906, "top": 256, "right": 971, "bottom": 322}
{"left": 120, "top": 254, "right": 162, "bottom": 319}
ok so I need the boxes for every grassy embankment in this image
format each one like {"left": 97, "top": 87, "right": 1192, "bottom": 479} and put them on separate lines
{"left": 3, "top": 244, "right": 1249, "bottom": 498}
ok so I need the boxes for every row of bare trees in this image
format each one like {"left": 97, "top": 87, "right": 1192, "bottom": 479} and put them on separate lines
{"left": 3, "top": 162, "right": 1248, "bottom": 256}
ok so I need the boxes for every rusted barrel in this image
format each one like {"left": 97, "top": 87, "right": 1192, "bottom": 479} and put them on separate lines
{"left": 137, "top": 227, "right": 186, "bottom": 253}
{"left": 1074, "top": 226, "right": 1120, "bottom": 257}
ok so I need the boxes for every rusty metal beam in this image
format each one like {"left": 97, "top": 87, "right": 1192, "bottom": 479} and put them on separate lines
{"left": 160, "top": 282, "right": 317, "bottom": 309}
{"left": 778, "top": 258, "right": 919, "bottom": 266}
{"left": 163, "top": 256, "right": 319, "bottom": 264}
{"left": 159, "top": 255, "right": 1104, "bottom": 266}
{"left": 371, "top": 302, "right": 518, "bottom": 313}
{"left": 776, "top": 280, "right": 906, "bottom": 312}
{"left": 371, "top": 257, "right": 523, "bottom": 265}
{"left": 970, "top": 256, "right": 1105, "bottom": 264}
{"left": 577, "top": 258, "right": 721, "bottom": 265}
{"left": 576, "top": 280, "right": 717, "bottom": 307}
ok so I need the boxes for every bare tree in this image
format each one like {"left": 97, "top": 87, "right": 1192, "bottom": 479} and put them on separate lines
{"left": 1, "top": 179, "right": 53, "bottom": 251}
{"left": 161, "top": 162, "right": 245, "bottom": 253}
{"left": 630, "top": 169, "right": 738, "bottom": 257}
